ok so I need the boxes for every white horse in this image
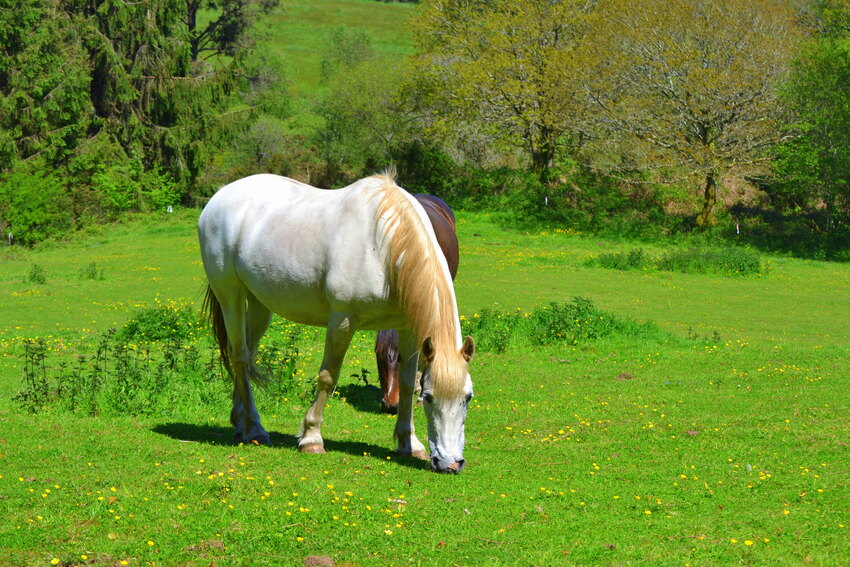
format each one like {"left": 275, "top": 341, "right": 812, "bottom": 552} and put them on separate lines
{"left": 198, "top": 173, "right": 475, "bottom": 473}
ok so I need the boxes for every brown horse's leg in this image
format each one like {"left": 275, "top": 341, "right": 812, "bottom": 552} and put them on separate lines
{"left": 298, "top": 314, "right": 354, "bottom": 453}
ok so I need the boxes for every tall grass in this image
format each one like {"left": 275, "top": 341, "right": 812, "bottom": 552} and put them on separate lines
{"left": 590, "top": 246, "right": 763, "bottom": 276}
{"left": 461, "top": 297, "right": 670, "bottom": 353}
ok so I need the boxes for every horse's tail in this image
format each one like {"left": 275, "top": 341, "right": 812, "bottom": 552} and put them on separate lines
{"left": 202, "top": 283, "right": 269, "bottom": 387}
{"left": 202, "top": 284, "right": 232, "bottom": 378}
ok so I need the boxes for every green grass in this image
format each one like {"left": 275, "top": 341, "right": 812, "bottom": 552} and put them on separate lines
{"left": 0, "top": 210, "right": 848, "bottom": 566}
{"left": 263, "top": 0, "right": 416, "bottom": 96}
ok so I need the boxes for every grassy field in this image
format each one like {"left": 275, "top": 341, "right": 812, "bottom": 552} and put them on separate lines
{"left": 0, "top": 207, "right": 848, "bottom": 566}
{"left": 260, "top": 0, "right": 416, "bottom": 96}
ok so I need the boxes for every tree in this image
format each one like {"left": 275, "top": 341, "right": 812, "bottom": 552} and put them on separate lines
{"left": 585, "top": 0, "right": 802, "bottom": 227}
{"left": 185, "top": 0, "right": 279, "bottom": 62}
{"left": 411, "top": 0, "right": 594, "bottom": 178}
{"left": 775, "top": 37, "right": 850, "bottom": 231}
{"left": 0, "top": 0, "right": 92, "bottom": 168}
{"left": 314, "top": 28, "right": 419, "bottom": 182}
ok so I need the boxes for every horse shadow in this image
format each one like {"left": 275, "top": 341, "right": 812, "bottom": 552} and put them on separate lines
{"left": 152, "top": 420, "right": 430, "bottom": 471}
{"left": 335, "top": 381, "right": 384, "bottom": 414}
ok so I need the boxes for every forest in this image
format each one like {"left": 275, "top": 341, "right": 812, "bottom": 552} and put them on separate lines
{"left": 1, "top": 0, "right": 849, "bottom": 258}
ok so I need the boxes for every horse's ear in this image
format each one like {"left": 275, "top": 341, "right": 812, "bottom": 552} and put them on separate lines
{"left": 422, "top": 337, "right": 436, "bottom": 362}
{"left": 461, "top": 335, "right": 475, "bottom": 362}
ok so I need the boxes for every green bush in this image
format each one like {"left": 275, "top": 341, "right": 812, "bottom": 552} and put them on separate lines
{"left": 657, "top": 247, "right": 762, "bottom": 275}
{"left": 461, "top": 297, "right": 668, "bottom": 351}
{"left": 118, "top": 303, "right": 200, "bottom": 343}
{"left": 0, "top": 170, "right": 74, "bottom": 246}
{"left": 28, "top": 264, "right": 47, "bottom": 285}
{"left": 594, "top": 248, "right": 650, "bottom": 271}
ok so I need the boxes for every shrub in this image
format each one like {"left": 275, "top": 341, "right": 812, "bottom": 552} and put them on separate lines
{"left": 28, "top": 264, "right": 47, "bottom": 285}
{"left": 0, "top": 170, "right": 74, "bottom": 246}
{"left": 657, "top": 247, "right": 762, "bottom": 275}
{"left": 461, "top": 297, "right": 668, "bottom": 351}
{"left": 594, "top": 248, "right": 650, "bottom": 271}
{"left": 79, "top": 261, "right": 105, "bottom": 280}
{"left": 460, "top": 309, "right": 519, "bottom": 353}
{"left": 118, "top": 302, "right": 200, "bottom": 343}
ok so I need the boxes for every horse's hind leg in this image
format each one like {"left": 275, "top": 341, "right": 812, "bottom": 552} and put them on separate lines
{"left": 298, "top": 313, "right": 354, "bottom": 453}
{"left": 216, "top": 286, "right": 271, "bottom": 446}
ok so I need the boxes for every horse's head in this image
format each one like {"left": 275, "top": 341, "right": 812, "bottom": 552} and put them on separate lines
{"left": 420, "top": 335, "right": 475, "bottom": 474}
{"left": 375, "top": 330, "right": 401, "bottom": 414}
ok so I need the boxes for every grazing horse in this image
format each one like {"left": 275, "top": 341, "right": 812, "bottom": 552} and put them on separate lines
{"left": 375, "top": 194, "right": 458, "bottom": 414}
{"left": 198, "top": 173, "right": 475, "bottom": 473}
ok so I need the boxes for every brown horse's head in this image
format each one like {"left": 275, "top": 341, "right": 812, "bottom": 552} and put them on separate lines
{"left": 375, "top": 329, "right": 400, "bottom": 414}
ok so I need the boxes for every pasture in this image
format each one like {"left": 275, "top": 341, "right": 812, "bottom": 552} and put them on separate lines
{"left": 0, "top": 209, "right": 848, "bottom": 566}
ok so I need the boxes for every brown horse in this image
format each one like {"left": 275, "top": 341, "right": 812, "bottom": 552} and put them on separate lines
{"left": 375, "top": 194, "right": 459, "bottom": 414}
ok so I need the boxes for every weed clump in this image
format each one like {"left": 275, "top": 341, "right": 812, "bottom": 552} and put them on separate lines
{"left": 461, "top": 297, "right": 667, "bottom": 353}
{"left": 27, "top": 263, "right": 46, "bottom": 284}
{"left": 12, "top": 306, "right": 308, "bottom": 417}
{"left": 590, "top": 246, "right": 763, "bottom": 276}
{"left": 595, "top": 248, "right": 650, "bottom": 271}
{"left": 657, "top": 247, "right": 762, "bottom": 275}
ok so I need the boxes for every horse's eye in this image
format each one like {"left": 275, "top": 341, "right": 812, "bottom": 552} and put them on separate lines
{"left": 464, "top": 393, "right": 473, "bottom": 405}
{"left": 422, "top": 392, "right": 434, "bottom": 404}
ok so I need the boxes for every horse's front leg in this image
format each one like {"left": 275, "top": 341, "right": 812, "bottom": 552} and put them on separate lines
{"left": 298, "top": 314, "right": 354, "bottom": 453}
{"left": 393, "top": 332, "right": 428, "bottom": 460}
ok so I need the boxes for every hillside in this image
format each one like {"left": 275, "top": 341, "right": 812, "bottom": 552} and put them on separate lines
{"left": 259, "top": 0, "right": 417, "bottom": 95}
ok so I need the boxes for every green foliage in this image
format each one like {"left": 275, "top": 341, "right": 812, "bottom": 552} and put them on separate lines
{"left": 12, "top": 330, "right": 225, "bottom": 417}
{"left": 656, "top": 247, "right": 762, "bottom": 276}
{"left": 0, "top": 169, "right": 74, "bottom": 246}
{"left": 461, "top": 297, "right": 668, "bottom": 352}
{"left": 118, "top": 303, "right": 201, "bottom": 343}
{"left": 595, "top": 248, "right": 650, "bottom": 271}
{"left": 0, "top": 0, "right": 259, "bottom": 244}
{"left": 775, "top": 37, "right": 850, "bottom": 233}
{"left": 27, "top": 264, "right": 47, "bottom": 285}
{"left": 590, "top": 246, "right": 763, "bottom": 276}
{"left": 79, "top": 261, "right": 105, "bottom": 281}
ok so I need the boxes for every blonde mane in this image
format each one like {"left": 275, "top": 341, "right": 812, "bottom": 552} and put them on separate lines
{"left": 371, "top": 173, "right": 465, "bottom": 397}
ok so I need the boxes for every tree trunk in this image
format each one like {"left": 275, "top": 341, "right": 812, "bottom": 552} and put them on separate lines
{"left": 531, "top": 125, "right": 557, "bottom": 181}
{"left": 695, "top": 172, "right": 718, "bottom": 228}
{"left": 187, "top": 1, "right": 200, "bottom": 62}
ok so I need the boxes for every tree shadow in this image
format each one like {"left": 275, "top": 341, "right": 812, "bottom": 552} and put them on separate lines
{"left": 151, "top": 422, "right": 430, "bottom": 471}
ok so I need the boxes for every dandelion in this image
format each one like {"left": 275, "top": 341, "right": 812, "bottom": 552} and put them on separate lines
{"left": 51, "top": 559, "right": 60, "bottom": 566}
{"left": 744, "top": 540, "right": 754, "bottom": 546}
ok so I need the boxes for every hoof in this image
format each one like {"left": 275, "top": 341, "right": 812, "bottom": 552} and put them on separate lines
{"left": 410, "top": 449, "right": 429, "bottom": 461}
{"left": 299, "top": 443, "right": 327, "bottom": 454}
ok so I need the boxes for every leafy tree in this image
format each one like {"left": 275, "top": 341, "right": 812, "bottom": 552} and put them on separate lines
{"left": 185, "top": 0, "right": 279, "bottom": 62}
{"left": 1, "top": 0, "right": 265, "bottom": 200}
{"left": 775, "top": 37, "right": 850, "bottom": 231}
{"left": 0, "top": 0, "right": 92, "bottom": 168}
{"left": 585, "top": 0, "right": 802, "bottom": 227}
{"left": 314, "top": 27, "right": 420, "bottom": 182}
{"left": 411, "top": 0, "right": 594, "bottom": 178}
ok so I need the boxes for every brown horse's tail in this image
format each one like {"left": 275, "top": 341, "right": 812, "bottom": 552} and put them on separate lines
{"left": 202, "top": 284, "right": 232, "bottom": 378}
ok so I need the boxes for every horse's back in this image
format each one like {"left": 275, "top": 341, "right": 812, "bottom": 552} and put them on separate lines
{"left": 198, "top": 174, "right": 402, "bottom": 328}
{"left": 413, "top": 194, "right": 459, "bottom": 279}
